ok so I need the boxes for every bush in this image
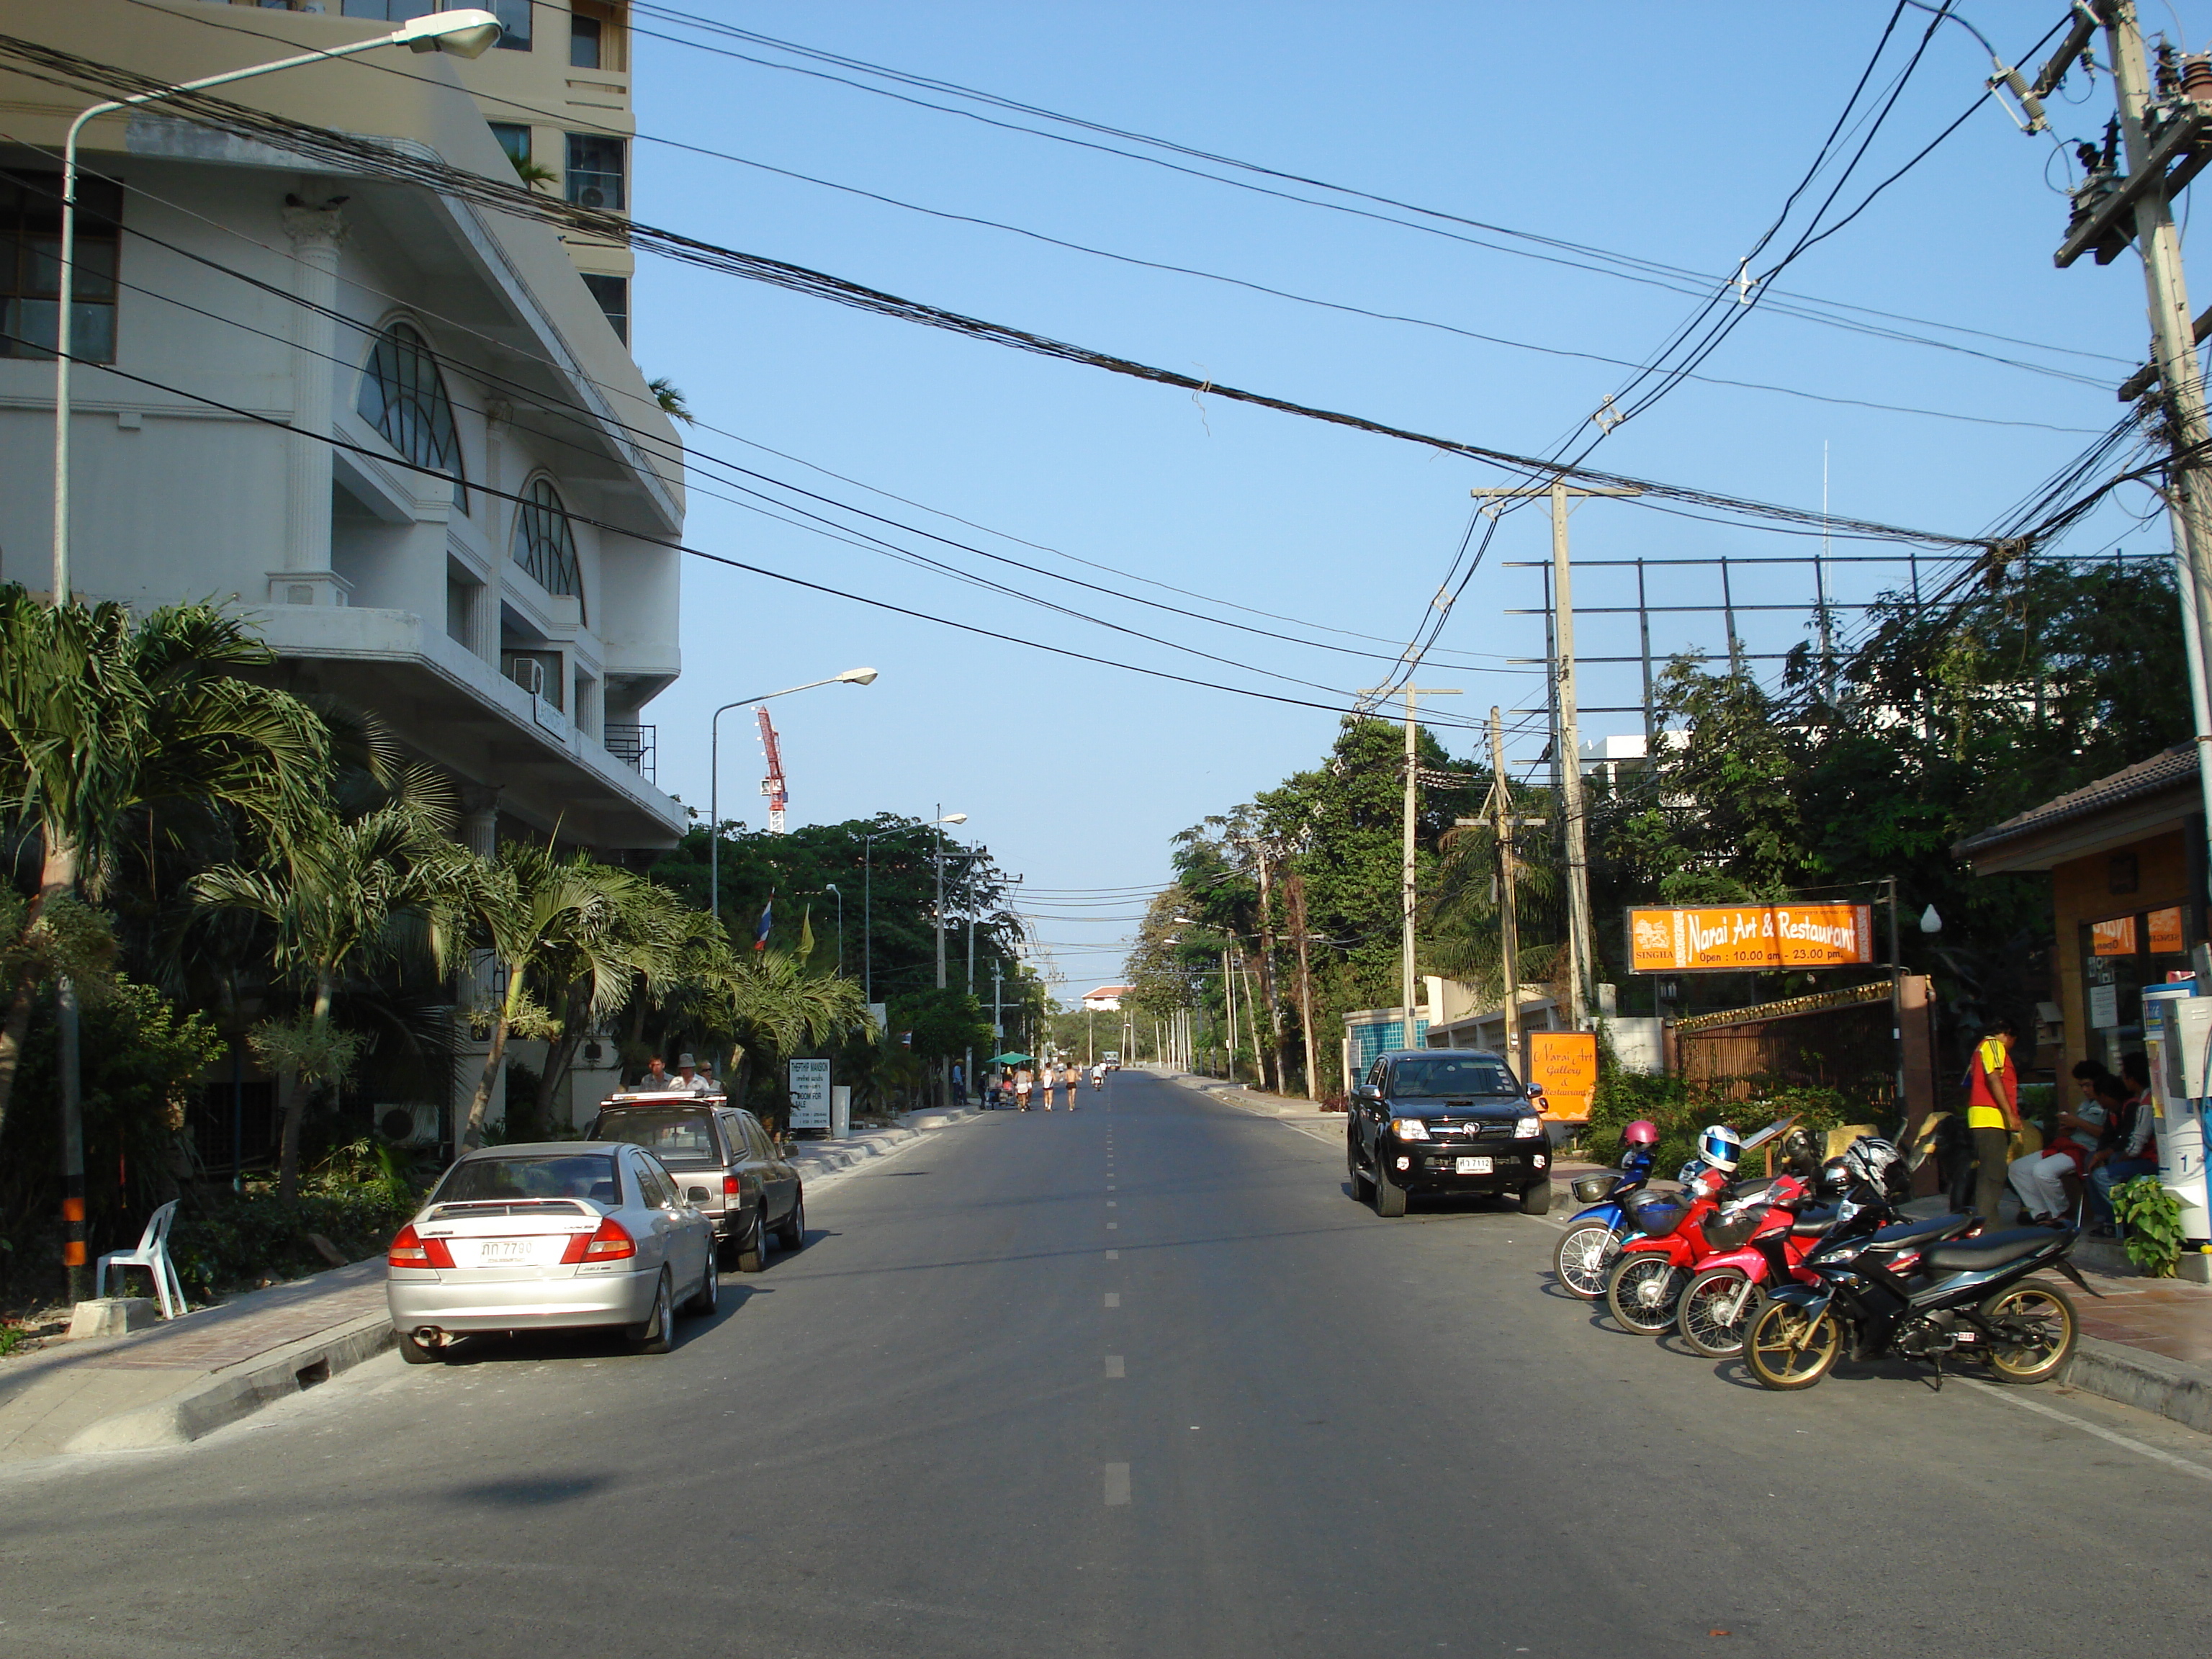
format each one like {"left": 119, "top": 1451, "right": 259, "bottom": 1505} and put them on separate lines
{"left": 1586, "top": 1063, "right": 1856, "bottom": 1175}
{"left": 168, "top": 1143, "right": 425, "bottom": 1300}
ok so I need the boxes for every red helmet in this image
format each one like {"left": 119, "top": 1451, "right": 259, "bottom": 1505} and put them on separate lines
{"left": 1623, "top": 1120, "right": 1660, "bottom": 1146}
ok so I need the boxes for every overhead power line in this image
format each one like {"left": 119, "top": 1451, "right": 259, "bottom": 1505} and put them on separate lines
{"left": 0, "top": 33, "right": 1994, "bottom": 556}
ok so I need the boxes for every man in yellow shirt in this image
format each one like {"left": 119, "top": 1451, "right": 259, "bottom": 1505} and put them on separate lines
{"left": 1966, "top": 1017, "right": 2020, "bottom": 1221}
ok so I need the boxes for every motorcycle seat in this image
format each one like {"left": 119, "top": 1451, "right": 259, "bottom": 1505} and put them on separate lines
{"left": 1919, "top": 1227, "right": 2058, "bottom": 1275}
{"left": 1866, "top": 1213, "right": 1967, "bottom": 1251}
{"left": 1789, "top": 1205, "right": 1840, "bottom": 1237}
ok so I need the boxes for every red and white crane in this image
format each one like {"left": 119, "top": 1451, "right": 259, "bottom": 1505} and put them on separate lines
{"left": 756, "top": 706, "right": 788, "bottom": 834}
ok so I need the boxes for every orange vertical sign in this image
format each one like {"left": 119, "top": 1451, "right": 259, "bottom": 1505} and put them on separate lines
{"left": 1523, "top": 1030, "right": 1598, "bottom": 1123}
{"left": 2149, "top": 907, "right": 2185, "bottom": 953}
{"left": 1628, "top": 904, "right": 1874, "bottom": 972}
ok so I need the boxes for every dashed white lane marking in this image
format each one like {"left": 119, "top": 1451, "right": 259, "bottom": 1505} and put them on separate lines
{"left": 1105, "top": 1355, "right": 1125, "bottom": 1378}
{"left": 1105, "top": 1250, "right": 1119, "bottom": 1260}
{"left": 1104, "top": 1463, "right": 1131, "bottom": 1506}
{"left": 1107, "top": 1222, "right": 1119, "bottom": 1230}
{"left": 1964, "top": 1378, "right": 2212, "bottom": 1483}
{"left": 1105, "top": 1292, "right": 1120, "bottom": 1308}
{"left": 1107, "top": 1200, "right": 1118, "bottom": 1208}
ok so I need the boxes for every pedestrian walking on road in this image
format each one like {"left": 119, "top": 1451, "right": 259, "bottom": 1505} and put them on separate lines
{"left": 1965, "top": 1018, "right": 2020, "bottom": 1223}
{"left": 1064, "top": 1062, "right": 1078, "bottom": 1111}
{"left": 1016, "top": 1071, "right": 1033, "bottom": 1111}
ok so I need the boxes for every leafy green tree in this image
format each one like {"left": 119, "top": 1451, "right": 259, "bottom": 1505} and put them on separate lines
{"left": 192, "top": 775, "right": 467, "bottom": 1197}
{"left": 0, "top": 591, "right": 328, "bottom": 1160}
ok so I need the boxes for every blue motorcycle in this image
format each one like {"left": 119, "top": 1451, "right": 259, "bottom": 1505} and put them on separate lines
{"left": 1553, "top": 1144, "right": 1668, "bottom": 1299}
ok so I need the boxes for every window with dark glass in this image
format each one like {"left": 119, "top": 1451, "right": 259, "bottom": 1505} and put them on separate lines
{"left": 570, "top": 12, "right": 602, "bottom": 68}
{"left": 580, "top": 273, "right": 628, "bottom": 343}
{"left": 565, "top": 133, "right": 625, "bottom": 210}
{"left": 0, "top": 169, "right": 120, "bottom": 363}
{"left": 511, "top": 477, "right": 584, "bottom": 611}
{"left": 491, "top": 0, "right": 533, "bottom": 50}
{"left": 490, "top": 122, "right": 531, "bottom": 166}
{"left": 356, "top": 322, "right": 467, "bottom": 510}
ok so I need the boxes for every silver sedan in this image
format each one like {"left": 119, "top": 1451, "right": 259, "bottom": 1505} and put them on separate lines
{"left": 387, "top": 1140, "right": 717, "bottom": 1362}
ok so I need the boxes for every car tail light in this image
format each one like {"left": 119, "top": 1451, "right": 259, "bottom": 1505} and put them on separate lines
{"left": 560, "top": 1215, "right": 637, "bottom": 1264}
{"left": 722, "top": 1174, "right": 741, "bottom": 1197}
{"left": 389, "top": 1223, "right": 454, "bottom": 1269}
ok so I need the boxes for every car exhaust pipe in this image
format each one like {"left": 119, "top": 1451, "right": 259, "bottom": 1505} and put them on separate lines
{"left": 413, "top": 1326, "right": 445, "bottom": 1344}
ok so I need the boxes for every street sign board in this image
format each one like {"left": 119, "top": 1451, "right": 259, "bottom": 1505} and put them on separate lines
{"left": 1628, "top": 904, "right": 1873, "bottom": 974}
{"left": 788, "top": 1058, "right": 832, "bottom": 1130}
{"left": 1522, "top": 1030, "right": 1597, "bottom": 1122}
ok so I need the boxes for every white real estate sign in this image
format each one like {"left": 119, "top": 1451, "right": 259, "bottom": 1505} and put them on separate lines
{"left": 788, "top": 1058, "right": 832, "bottom": 1130}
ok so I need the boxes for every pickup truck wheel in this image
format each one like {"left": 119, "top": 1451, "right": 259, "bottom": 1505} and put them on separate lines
{"left": 1373, "top": 1155, "right": 1409, "bottom": 1218}
{"left": 1346, "top": 1134, "right": 1374, "bottom": 1200}
{"left": 735, "top": 1208, "right": 769, "bottom": 1273}
{"left": 1518, "top": 1179, "right": 1552, "bottom": 1215}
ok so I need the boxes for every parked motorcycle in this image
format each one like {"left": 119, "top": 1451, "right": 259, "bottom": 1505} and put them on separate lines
{"left": 1552, "top": 1122, "right": 1665, "bottom": 1300}
{"left": 1603, "top": 1118, "right": 1799, "bottom": 1334}
{"left": 1675, "top": 1177, "right": 1980, "bottom": 1357}
{"left": 1743, "top": 1216, "right": 2098, "bottom": 1391}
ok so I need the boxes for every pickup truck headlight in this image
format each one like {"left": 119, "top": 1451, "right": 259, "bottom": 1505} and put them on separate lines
{"left": 1514, "top": 1117, "right": 1542, "bottom": 1139}
{"left": 1386, "top": 1118, "right": 1431, "bottom": 1141}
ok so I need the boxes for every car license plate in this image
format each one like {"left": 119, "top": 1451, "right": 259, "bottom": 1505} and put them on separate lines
{"left": 477, "top": 1238, "right": 535, "bottom": 1264}
{"left": 1455, "top": 1156, "right": 1493, "bottom": 1174}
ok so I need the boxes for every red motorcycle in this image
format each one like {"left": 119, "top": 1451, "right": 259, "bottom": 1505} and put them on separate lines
{"left": 1603, "top": 1165, "right": 1752, "bottom": 1334}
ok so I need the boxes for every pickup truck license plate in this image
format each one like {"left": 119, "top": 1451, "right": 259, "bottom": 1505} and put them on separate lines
{"left": 1456, "top": 1156, "right": 1493, "bottom": 1174}
{"left": 477, "top": 1238, "right": 534, "bottom": 1264}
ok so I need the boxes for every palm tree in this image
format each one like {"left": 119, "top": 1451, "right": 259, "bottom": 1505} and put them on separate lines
{"left": 718, "top": 948, "right": 870, "bottom": 1112}
{"left": 193, "top": 773, "right": 468, "bottom": 1199}
{"left": 0, "top": 592, "right": 329, "bottom": 1156}
{"left": 457, "top": 844, "right": 656, "bottom": 1148}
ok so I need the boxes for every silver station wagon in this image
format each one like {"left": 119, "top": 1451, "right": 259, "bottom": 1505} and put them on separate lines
{"left": 387, "top": 1141, "right": 717, "bottom": 1362}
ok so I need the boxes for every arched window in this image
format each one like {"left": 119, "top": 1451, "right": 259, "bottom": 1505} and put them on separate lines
{"left": 356, "top": 321, "right": 466, "bottom": 510}
{"left": 511, "top": 477, "right": 583, "bottom": 611}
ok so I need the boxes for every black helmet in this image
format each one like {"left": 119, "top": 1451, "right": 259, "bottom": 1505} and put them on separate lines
{"left": 1819, "top": 1154, "right": 1851, "bottom": 1195}
{"left": 1780, "top": 1127, "right": 1820, "bottom": 1176}
{"left": 1842, "top": 1136, "right": 1907, "bottom": 1197}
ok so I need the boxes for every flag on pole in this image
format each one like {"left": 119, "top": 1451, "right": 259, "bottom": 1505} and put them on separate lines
{"left": 754, "top": 897, "right": 773, "bottom": 952}
{"left": 797, "top": 904, "right": 815, "bottom": 963}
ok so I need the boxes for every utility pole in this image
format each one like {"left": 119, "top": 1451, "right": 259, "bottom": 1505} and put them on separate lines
{"left": 1488, "top": 705, "right": 1524, "bottom": 1068}
{"left": 1221, "top": 945, "right": 1236, "bottom": 1081}
{"left": 1473, "top": 481, "right": 1640, "bottom": 1029}
{"left": 1361, "top": 684, "right": 1461, "bottom": 1045}
{"left": 2048, "top": 2, "right": 2212, "bottom": 871}
{"left": 1285, "top": 869, "right": 1321, "bottom": 1100}
{"left": 1240, "top": 837, "right": 1281, "bottom": 1092}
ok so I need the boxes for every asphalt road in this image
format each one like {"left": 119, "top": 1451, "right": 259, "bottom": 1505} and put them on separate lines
{"left": 5, "top": 1069, "right": 2212, "bottom": 1659}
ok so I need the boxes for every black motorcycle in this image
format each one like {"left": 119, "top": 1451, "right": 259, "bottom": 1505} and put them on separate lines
{"left": 1743, "top": 1220, "right": 2097, "bottom": 1392}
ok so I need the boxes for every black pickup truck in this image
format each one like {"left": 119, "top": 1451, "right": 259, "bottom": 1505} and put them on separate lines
{"left": 1346, "top": 1048, "right": 1552, "bottom": 1217}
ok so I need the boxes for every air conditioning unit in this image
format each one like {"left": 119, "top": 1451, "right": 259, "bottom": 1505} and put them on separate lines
{"left": 376, "top": 1102, "right": 442, "bottom": 1146}
{"left": 502, "top": 653, "right": 546, "bottom": 697}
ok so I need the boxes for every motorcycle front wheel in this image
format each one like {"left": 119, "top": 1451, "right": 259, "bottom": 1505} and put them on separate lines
{"left": 1606, "top": 1254, "right": 1687, "bottom": 1334}
{"left": 1553, "top": 1223, "right": 1620, "bottom": 1300}
{"left": 1981, "top": 1282, "right": 2077, "bottom": 1383}
{"left": 1744, "top": 1297, "right": 1843, "bottom": 1391}
{"left": 1677, "top": 1265, "right": 1759, "bottom": 1358}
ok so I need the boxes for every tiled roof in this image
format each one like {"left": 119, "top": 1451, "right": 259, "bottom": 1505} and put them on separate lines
{"left": 1953, "top": 744, "right": 2198, "bottom": 859}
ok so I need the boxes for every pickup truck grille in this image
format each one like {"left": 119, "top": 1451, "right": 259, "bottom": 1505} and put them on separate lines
{"left": 1423, "top": 1120, "right": 1514, "bottom": 1141}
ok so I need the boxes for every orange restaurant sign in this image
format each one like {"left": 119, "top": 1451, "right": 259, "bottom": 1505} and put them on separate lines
{"left": 1522, "top": 1030, "right": 1597, "bottom": 1122}
{"left": 1629, "top": 904, "right": 1874, "bottom": 974}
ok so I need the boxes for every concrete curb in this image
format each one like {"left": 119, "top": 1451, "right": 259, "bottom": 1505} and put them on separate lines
{"left": 785, "top": 1107, "right": 982, "bottom": 1188}
{"left": 63, "top": 1310, "right": 395, "bottom": 1452}
{"left": 2062, "top": 1335, "right": 2212, "bottom": 1436}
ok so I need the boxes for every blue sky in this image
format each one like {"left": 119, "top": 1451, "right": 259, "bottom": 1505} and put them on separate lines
{"left": 628, "top": 2, "right": 2180, "bottom": 992}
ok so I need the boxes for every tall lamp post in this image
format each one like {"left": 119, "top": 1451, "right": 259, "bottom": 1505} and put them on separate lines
{"left": 824, "top": 883, "right": 842, "bottom": 974}
{"left": 39, "top": 8, "right": 505, "bottom": 1309}
{"left": 707, "top": 669, "right": 877, "bottom": 922}
{"left": 47, "top": 10, "right": 504, "bottom": 604}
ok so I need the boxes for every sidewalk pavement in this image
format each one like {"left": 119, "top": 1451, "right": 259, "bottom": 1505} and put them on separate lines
{"left": 0, "top": 1105, "right": 984, "bottom": 1463}
{"left": 1175, "top": 1071, "right": 2212, "bottom": 1439}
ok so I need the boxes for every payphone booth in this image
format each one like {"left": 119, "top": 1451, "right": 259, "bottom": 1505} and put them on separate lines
{"left": 2144, "top": 983, "right": 2211, "bottom": 1246}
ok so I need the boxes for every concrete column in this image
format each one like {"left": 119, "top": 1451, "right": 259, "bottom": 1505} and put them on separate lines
{"left": 457, "top": 785, "right": 500, "bottom": 859}
{"left": 274, "top": 197, "right": 347, "bottom": 606}
{"left": 478, "top": 400, "right": 511, "bottom": 662}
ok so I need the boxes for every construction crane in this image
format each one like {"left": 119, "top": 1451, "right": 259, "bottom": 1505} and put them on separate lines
{"left": 756, "top": 706, "right": 788, "bottom": 834}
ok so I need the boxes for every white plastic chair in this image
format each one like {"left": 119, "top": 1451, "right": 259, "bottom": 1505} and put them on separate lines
{"left": 95, "top": 1199, "right": 186, "bottom": 1318}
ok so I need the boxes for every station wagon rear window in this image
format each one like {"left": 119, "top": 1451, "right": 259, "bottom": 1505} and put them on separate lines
{"left": 1389, "top": 1057, "right": 1519, "bottom": 1097}
{"left": 591, "top": 1107, "right": 719, "bottom": 1165}
{"left": 436, "top": 1154, "right": 621, "bottom": 1205}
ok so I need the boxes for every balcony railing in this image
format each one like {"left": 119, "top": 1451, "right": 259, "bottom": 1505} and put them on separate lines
{"left": 604, "top": 721, "right": 656, "bottom": 783}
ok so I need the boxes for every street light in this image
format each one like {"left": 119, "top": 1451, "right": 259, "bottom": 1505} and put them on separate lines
{"left": 824, "top": 883, "right": 842, "bottom": 974}
{"left": 48, "top": 10, "right": 503, "bottom": 605}
{"left": 861, "top": 811, "right": 963, "bottom": 1007}
{"left": 707, "top": 668, "right": 878, "bottom": 920}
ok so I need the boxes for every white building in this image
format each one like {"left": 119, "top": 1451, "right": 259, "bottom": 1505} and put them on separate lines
{"left": 1082, "top": 985, "right": 1133, "bottom": 1012}
{"left": 0, "top": 0, "right": 685, "bottom": 853}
